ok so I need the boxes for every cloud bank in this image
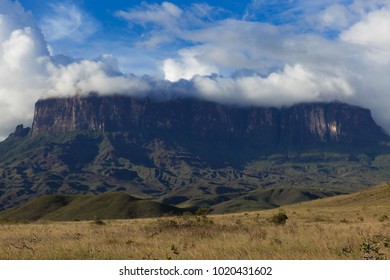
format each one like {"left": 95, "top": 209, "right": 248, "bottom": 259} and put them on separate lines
{"left": 2, "top": 0, "right": 390, "bottom": 139}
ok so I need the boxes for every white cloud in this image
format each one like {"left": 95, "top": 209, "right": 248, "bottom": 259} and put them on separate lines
{"left": 339, "top": 5, "right": 390, "bottom": 64}
{"left": 0, "top": 0, "right": 50, "bottom": 139}
{"left": 45, "top": 58, "right": 151, "bottom": 97}
{"left": 163, "top": 48, "right": 218, "bottom": 81}
{"left": 39, "top": 3, "right": 97, "bottom": 42}
{"left": 3, "top": 28, "right": 39, "bottom": 70}
{"left": 153, "top": 2, "right": 390, "bottom": 131}
{"left": 116, "top": 2, "right": 185, "bottom": 48}
{"left": 116, "top": 1, "right": 219, "bottom": 47}
{"left": 315, "top": 4, "right": 352, "bottom": 30}
{"left": 341, "top": 7, "right": 390, "bottom": 48}
{"left": 117, "top": 2, "right": 182, "bottom": 31}
{"left": 192, "top": 64, "right": 353, "bottom": 107}
{"left": 0, "top": 0, "right": 150, "bottom": 139}
{"left": 179, "top": 20, "right": 286, "bottom": 73}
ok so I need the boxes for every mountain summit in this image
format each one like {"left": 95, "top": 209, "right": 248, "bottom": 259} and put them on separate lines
{"left": 31, "top": 95, "right": 387, "bottom": 147}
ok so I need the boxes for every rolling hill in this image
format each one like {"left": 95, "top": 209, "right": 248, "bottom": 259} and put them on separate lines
{"left": 288, "top": 182, "right": 390, "bottom": 209}
{"left": 0, "top": 192, "right": 185, "bottom": 221}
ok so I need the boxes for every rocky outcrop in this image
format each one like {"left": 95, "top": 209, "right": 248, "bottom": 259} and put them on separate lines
{"left": 8, "top": 124, "right": 30, "bottom": 138}
{"left": 30, "top": 95, "right": 388, "bottom": 148}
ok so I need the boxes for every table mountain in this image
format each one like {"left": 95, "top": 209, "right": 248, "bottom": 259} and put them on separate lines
{"left": 31, "top": 95, "right": 387, "bottom": 147}
{"left": 1, "top": 95, "right": 389, "bottom": 212}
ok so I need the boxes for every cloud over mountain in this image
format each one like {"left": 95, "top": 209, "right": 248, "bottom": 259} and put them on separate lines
{"left": 1, "top": 0, "right": 390, "bottom": 138}
{"left": 0, "top": 0, "right": 149, "bottom": 138}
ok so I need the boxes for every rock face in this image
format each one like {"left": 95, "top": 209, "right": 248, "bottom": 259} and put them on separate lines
{"left": 8, "top": 124, "right": 30, "bottom": 138}
{"left": 30, "top": 95, "right": 388, "bottom": 148}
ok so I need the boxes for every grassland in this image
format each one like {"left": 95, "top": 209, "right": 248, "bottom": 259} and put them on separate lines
{"left": 0, "top": 184, "right": 389, "bottom": 260}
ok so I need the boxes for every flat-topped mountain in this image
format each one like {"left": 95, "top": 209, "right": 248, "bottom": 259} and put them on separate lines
{"left": 30, "top": 95, "right": 388, "bottom": 148}
{"left": 1, "top": 95, "right": 390, "bottom": 212}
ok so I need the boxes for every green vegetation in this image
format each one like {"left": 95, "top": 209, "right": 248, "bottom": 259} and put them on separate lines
{"left": 2, "top": 131, "right": 390, "bottom": 213}
{"left": 0, "top": 192, "right": 185, "bottom": 221}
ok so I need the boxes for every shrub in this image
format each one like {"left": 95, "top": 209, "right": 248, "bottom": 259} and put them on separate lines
{"left": 94, "top": 217, "right": 106, "bottom": 225}
{"left": 270, "top": 212, "right": 288, "bottom": 225}
{"left": 195, "top": 206, "right": 210, "bottom": 217}
{"left": 361, "top": 236, "right": 389, "bottom": 260}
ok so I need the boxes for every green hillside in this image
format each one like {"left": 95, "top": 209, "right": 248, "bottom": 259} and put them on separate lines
{"left": 2, "top": 131, "right": 390, "bottom": 213}
{"left": 288, "top": 183, "right": 390, "bottom": 209}
{"left": 0, "top": 192, "right": 185, "bottom": 221}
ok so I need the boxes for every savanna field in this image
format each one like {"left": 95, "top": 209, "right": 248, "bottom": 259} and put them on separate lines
{"left": 0, "top": 184, "right": 389, "bottom": 260}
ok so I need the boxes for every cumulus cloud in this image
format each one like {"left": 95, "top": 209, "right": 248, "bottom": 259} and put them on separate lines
{"left": 45, "top": 57, "right": 150, "bottom": 97}
{"left": 163, "top": 48, "right": 218, "bottom": 81}
{"left": 0, "top": 0, "right": 149, "bottom": 139}
{"left": 341, "top": 7, "right": 390, "bottom": 49}
{"left": 120, "top": 1, "right": 390, "bottom": 132}
{"left": 0, "top": 0, "right": 49, "bottom": 138}
{"left": 192, "top": 64, "right": 353, "bottom": 107}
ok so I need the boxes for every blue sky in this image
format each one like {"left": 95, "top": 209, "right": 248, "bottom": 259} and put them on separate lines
{"left": 15, "top": 0, "right": 359, "bottom": 75}
{"left": 1, "top": 0, "right": 390, "bottom": 138}
{"left": 18, "top": 0, "right": 252, "bottom": 75}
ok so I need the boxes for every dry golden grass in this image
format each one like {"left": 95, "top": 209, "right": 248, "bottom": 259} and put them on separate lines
{"left": 1, "top": 185, "right": 389, "bottom": 260}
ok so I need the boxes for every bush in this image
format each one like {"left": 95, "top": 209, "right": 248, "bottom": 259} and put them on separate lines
{"left": 195, "top": 206, "right": 210, "bottom": 217}
{"left": 94, "top": 217, "right": 106, "bottom": 225}
{"left": 270, "top": 212, "right": 288, "bottom": 225}
{"left": 361, "top": 235, "right": 389, "bottom": 260}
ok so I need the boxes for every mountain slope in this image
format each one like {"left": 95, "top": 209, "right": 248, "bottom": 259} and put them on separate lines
{"left": 0, "top": 192, "right": 185, "bottom": 221}
{"left": 290, "top": 183, "right": 390, "bottom": 209}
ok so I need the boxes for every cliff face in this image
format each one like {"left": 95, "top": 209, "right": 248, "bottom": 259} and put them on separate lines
{"left": 278, "top": 103, "right": 388, "bottom": 146}
{"left": 30, "top": 95, "right": 388, "bottom": 148}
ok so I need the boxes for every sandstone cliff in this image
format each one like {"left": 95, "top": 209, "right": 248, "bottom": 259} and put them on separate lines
{"left": 30, "top": 95, "right": 388, "bottom": 148}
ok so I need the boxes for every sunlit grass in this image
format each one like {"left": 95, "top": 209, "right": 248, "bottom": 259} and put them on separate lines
{"left": 0, "top": 184, "right": 389, "bottom": 260}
